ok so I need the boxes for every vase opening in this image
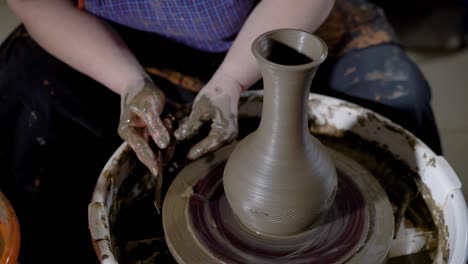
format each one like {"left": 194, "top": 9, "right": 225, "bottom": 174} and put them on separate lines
{"left": 252, "top": 29, "right": 328, "bottom": 69}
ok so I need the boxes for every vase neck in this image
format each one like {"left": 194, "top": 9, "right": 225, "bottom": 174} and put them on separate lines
{"left": 251, "top": 29, "right": 327, "bottom": 148}
{"left": 257, "top": 66, "right": 317, "bottom": 146}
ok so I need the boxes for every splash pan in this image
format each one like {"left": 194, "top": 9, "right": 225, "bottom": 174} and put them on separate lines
{"left": 89, "top": 91, "right": 468, "bottom": 263}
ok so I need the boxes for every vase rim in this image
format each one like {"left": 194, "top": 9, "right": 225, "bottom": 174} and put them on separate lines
{"left": 252, "top": 28, "right": 328, "bottom": 71}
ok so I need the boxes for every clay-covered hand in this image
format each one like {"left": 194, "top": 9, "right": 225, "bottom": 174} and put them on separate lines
{"left": 118, "top": 78, "right": 170, "bottom": 177}
{"left": 174, "top": 73, "right": 243, "bottom": 160}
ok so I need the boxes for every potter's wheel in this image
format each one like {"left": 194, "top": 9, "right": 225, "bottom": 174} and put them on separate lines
{"left": 162, "top": 144, "right": 394, "bottom": 263}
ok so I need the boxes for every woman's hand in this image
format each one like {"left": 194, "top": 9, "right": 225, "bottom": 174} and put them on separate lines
{"left": 174, "top": 71, "right": 243, "bottom": 160}
{"left": 118, "top": 79, "right": 170, "bottom": 177}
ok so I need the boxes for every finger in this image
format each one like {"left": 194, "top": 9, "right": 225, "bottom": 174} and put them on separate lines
{"left": 175, "top": 96, "right": 216, "bottom": 140}
{"left": 187, "top": 130, "right": 228, "bottom": 160}
{"left": 174, "top": 112, "right": 205, "bottom": 141}
{"left": 120, "top": 125, "right": 161, "bottom": 177}
{"left": 131, "top": 105, "right": 171, "bottom": 149}
{"left": 142, "top": 127, "right": 151, "bottom": 141}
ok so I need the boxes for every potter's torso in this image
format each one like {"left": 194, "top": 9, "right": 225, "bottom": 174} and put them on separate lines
{"left": 81, "top": 0, "right": 257, "bottom": 52}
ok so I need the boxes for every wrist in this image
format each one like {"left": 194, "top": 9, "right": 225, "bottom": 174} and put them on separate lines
{"left": 210, "top": 66, "right": 245, "bottom": 96}
{"left": 121, "top": 75, "right": 154, "bottom": 103}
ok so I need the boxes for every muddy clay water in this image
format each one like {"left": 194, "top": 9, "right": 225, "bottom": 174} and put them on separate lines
{"left": 103, "top": 111, "right": 438, "bottom": 263}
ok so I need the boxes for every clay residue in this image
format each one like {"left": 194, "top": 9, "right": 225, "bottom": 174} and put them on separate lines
{"left": 315, "top": 132, "right": 440, "bottom": 262}
{"left": 118, "top": 79, "right": 169, "bottom": 177}
{"left": 309, "top": 123, "right": 346, "bottom": 138}
{"left": 106, "top": 104, "right": 225, "bottom": 262}
{"left": 175, "top": 94, "right": 238, "bottom": 160}
{"left": 426, "top": 157, "right": 437, "bottom": 168}
{"left": 419, "top": 181, "right": 449, "bottom": 262}
{"left": 307, "top": 99, "right": 439, "bottom": 259}
{"left": 357, "top": 112, "right": 417, "bottom": 151}
{"left": 101, "top": 146, "right": 135, "bottom": 188}
{"left": 104, "top": 105, "right": 441, "bottom": 263}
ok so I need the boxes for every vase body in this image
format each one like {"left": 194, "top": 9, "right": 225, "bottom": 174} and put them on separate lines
{"left": 223, "top": 29, "right": 337, "bottom": 236}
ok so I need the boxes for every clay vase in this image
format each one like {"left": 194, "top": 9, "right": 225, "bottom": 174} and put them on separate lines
{"left": 223, "top": 29, "right": 337, "bottom": 236}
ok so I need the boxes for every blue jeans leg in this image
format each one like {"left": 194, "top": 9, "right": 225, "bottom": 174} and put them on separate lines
{"left": 328, "top": 44, "right": 442, "bottom": 154}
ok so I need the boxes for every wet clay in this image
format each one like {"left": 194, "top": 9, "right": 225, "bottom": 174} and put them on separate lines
{"left": 118, "top": 78, "right": 170, "bottom": 178}
{"left": 99, "top": 79, "right": 440, "bottom": 262}
{"left": 189, "top": 164, "right": 370, "bottom": 263}
{"left": 104, "top": 110, "right": 220, "bottom": 263}
{"left": 174, "top": 94, "right": 238, "bottom": 160}
{"left": 105, "top": 116, "right": 438, "bottom": 263}
{"left": 163, "top": 142, "right": 393, "bottom": 263}
{"left": 223, "top": 29, "right": 337, "bottom": 236}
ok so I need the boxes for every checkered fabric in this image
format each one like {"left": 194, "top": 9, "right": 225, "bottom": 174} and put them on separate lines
{"left": 83, "top": 0, "right": 256, "bottom": 52}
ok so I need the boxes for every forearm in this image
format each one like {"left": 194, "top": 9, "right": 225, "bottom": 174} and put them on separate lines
{"left": 217, "top": 0, "right": 334, "bottom": 90}
{"left": 7, "top": 0, "right": 146, "bottom": 95}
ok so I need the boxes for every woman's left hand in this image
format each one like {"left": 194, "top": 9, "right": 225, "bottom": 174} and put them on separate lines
{"left": 174, "top": 71, "right": 243, "bottom": 160}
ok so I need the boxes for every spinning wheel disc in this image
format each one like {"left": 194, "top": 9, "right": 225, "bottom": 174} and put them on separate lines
{"left": 163, "top": 145, "right": 393, "bottom": 263}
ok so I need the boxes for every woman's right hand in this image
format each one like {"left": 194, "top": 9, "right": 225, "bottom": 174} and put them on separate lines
{"left": 118, "top": 78, "right": 170, "bottom": 178}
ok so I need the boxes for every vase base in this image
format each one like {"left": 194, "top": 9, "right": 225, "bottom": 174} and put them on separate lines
{"left": 163, "top": 144, "right": 393, "bottom": 263}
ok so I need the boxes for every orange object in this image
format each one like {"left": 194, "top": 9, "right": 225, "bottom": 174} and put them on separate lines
{"left": 144, "top": 67, "right": 205, "bottom": 93}
{"left": 78, "top": 0, "right": 85, "bottom": 10}
{"left": 0, "top": 192, "right": 20, "bottom": 264}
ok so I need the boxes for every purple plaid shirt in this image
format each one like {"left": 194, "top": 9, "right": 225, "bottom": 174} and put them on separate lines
{"left": 83, "top": 0, "right": 256, "bottom": 52}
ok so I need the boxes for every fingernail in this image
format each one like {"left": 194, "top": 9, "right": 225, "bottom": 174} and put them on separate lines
{"left": 174, "top": 129, "right": 181, "bottom": 139}
{"left": 158, "top": 134, "right": 170, "bottom": 149}
{"left": 188, "top": 148, "right": 202, "bottom": 160}
{"left": 175, "top": 128, "right": 188, "bottom": 140}
{"left": 154, "top": 201, "right": 161, "bottom": 214}
{"left": 151, "top": 167, "right": 158, "bottom": 176}
{"left": 159, "top": 141, "right": 167, "bottom": 149}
